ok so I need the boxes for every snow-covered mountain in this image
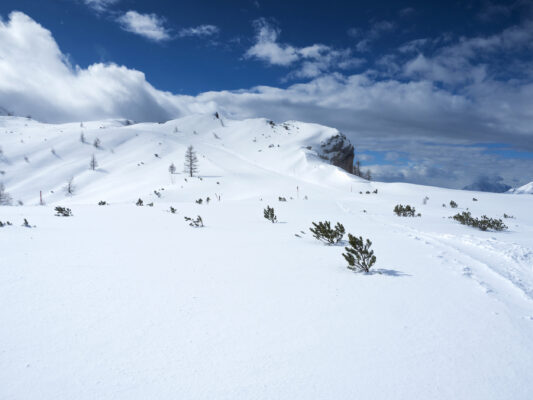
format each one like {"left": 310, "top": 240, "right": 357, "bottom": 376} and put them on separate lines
{"left": 508, "top": 181, "right": 533, "bottom": 194}
{"left": 1, "top": 114, "right": 533, "bottom": 400}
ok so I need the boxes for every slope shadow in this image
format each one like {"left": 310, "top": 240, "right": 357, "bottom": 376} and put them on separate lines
{"left": 370, "top": 268, "right": 411, "bottom": 277}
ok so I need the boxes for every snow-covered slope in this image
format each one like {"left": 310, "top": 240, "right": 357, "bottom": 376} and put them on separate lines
{"left": 1, "top": 114, "right": 533, "bottom": 400}
{"left": 508, "top": 181, "right": 533, "bottom": 194}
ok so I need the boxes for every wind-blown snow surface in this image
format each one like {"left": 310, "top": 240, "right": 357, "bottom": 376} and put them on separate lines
{"left": 1, "top": 115, "right": 533, "bottom": 399}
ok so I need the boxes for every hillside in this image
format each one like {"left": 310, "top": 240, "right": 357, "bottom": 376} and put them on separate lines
{"left": 1, "top": 114, "right": 533, "bottom": 399}
{"left": 508, "top": 181, "right": 533, "bottom": 195}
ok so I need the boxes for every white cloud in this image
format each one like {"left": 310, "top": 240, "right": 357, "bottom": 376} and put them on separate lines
{"left": 117, "top": 11, "right": 171, "bottom": 42}
{"left": 245, "top": 19, "right": 299, "bottom": 66}
{"left": 245, "top": 19, "right": 363, "bottom": 78}
{"left": 178, "top": 24, "right": 219, "bottom": 38}
{"left": 349, "top": 20, "right": 395, "bottom": 52}
{"left": 82, "top": 0, "right": 120, "bottom": 12}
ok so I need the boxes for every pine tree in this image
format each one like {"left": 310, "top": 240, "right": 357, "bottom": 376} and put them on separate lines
{"left": 184, "top": 145, "right": 198, "bottom": 177}
{"left": 93, "top": 138, "right": 101, "bottom": 149}
{"left": 168, "top": 163, "right": 176, "bottom": 174}
{"left": 310, "top": 221, "right": 345, "bottom": 245}
{"left": 343, "top": 234, "right": 376, "bottom": 273}
{"left": 65, "top": 177, "right": 75, "bottom": 196}
{"left": 263, "top": 206, "right": 277, "bottom": 223}
{"left": 90, "top": 154, "right": 98, "bottom": 170}
{"left": 80, "top": 132, "right": 86, "bottom": 143}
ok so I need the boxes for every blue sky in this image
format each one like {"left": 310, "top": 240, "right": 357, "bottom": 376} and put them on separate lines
{"left": 0, "top": 0, "right": 532, "bottom": 189}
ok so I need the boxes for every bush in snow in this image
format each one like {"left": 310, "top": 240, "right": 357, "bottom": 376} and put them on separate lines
{"left": 393, "top": 204, "right": 419, "bottom": 217}
{"left": 0, "top": 183, "right": 13, "bottom": 205}
{"left": 170, "top": 206, "right": 177, "bottom": 214}
{"left": 22, "top": 218, "right": 32, "bottom": 228}
{"left": 0, "top": 220, "right": 13, "bottom": 227}
{"left": 185, "top": 215, "right": 203, "bottom": 227}
{"left": 147, "top": 202, "right": 154, "bottom": 207}
{"left": 154, "top": 190, "right": 162, "bottom": 198}
{"left": 472, "top": 197, "right": 478, "bottom": 202}
{"left": 136, "top": 198, "right": 144, "bottom": 206}
{"left": 449, "top": 200, "right": 458, "bottom": 208}
{"left": 278, "top": 196, "right": 287, "bottom": 202}
{"left": 93, "top": 138, "right": 101, "bottom": 148}
{"left": 195, "top": 198, "right": 203, "bottom": 204}
{"left": 55, "top": 206, "right": 72, "bottom": 217}
{"left": 80, "top": 132, "right": 86, "bottom": 143}
{"left": 310, "top": 221, "right": 345, "bottom": 245}
{"left": 503, "top": 213, "right": 514, "bottom": 219}
{"left": 423, "top": 196, "right": 429, "bottom": 205}
{"left": 343, "top": 234, "right": 376, "bottom": 273}
{"left": 98, "top": 201, "right": 107, "bottom": 206}
{"left": 263, "top": 206, "right": 277, "bottom": 223}
{"left": 452, "top": 211, "right": 507, "bottom": 231}
{"left": 168, "top": 163, "right": 176, "bottom": 174}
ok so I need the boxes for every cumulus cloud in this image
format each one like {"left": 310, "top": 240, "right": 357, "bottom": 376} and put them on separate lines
{"left": 0, "top": 11, "right": 532, "bottom": 188}
{"left": 245, "top": 19, "right": 363, "bottom": 78}
{"left": 178, "top": 24, "right": 219, "bottom": 38}
{"left": 117, "top": 10, "right": 171, "bottom": 41}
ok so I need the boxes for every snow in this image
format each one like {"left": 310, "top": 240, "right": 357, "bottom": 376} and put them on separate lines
{"left": 508, "top": 181, "right": 533, "bottom": 194}
{"left": 1, "top": 114, "right": 533, "bottom": 399}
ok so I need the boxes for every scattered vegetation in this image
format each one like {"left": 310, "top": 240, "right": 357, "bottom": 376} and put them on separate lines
{"left": 55, "top": 206, "right": 72, "bottom": 217}
{"left": 263, "top": 206, "right": 277, "bottom": 223}
{"left": 472, "top": 198, "right": 478, "bottom": 202}
{"left": 185, "top": 215, "right": 204, "bottom": 227}
{"left": 93, "top": 138, "right": 101, "bottom": 148}
{"left": 343, "top": 234, "right": 376, "bottom": 273}
{"left": 278, "top": 196, "right": 287, "bottom": 202}
{"left": 98, "top": 201, "right": 107, "bottom": 206}
{"left": 393, "top": 204, "right": 420, "bottom": 217}
{"left": 195, "top": 198, "right": 203, "bottom": 204}
{"left": 452, "top": 211, "right": 507, "bottom": 231}
{"left": 22, "top": 218, "right": 32, "bottom": 228}
{"left": 449, "top": 200, "right": 458, "bottom": 208}
{"left": 169, "top": 206, "right": 177, "bottom": 214}
{"left": 136, "top": 198, "right": 144, "bottom": 206}
{"left": 90, "top": 154, "right": 98, "bottom": 170}
{"left": 168, "top": 163, "right": 176, "bottom": 174}
{"left": 0, "top": 220, "right": 13, "bottom": 227}
{"left": 503, "top": 213, "right": 514, "bottom": 219}
{"left": 310, "top": 221, "right": 345, "bottom": 245}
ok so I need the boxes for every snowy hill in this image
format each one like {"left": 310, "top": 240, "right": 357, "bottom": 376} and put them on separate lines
{"left": 508, "top": 181, "right": 533, "bottom": 194}
{"left": 1, "top": 114, "right": 533, "bottom": 399}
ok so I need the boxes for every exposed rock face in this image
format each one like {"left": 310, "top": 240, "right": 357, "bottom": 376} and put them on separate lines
{"left": 318, "top": 133, "right": 354, "bottom": 173}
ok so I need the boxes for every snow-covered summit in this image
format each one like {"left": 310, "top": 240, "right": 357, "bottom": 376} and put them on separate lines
{"left": 507, "top": 181, "right": 533, "bottom": 194}
{"left": 0, "top": 113, "right": 356, "bottom": 205}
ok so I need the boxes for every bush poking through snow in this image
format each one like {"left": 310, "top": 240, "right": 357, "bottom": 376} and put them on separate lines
{"left": 264, "top": 206, "right": 277, "bottom": 223}
{"left": 136, "top": 198, "right": 143, "bottom": 206}
{"left": 185, "top": 215, "right": 203, "bottom": 227}
{"left": 93, "top": 138, "right": 101, "bottom": 148}
{"left": 472, "top": 198, "right": 478, "bottom": 202}
{"left": 0, "top": 183, "right": 13, "bottom": 205}
{"left": 195, "top": 198, "right": 203, "bottom": 204}
{"left": 22, "top": 218, "right": 31, "bottom": 228}
{"left": 503, "top": 213, "right": 514, "bottom": 219}
{"left": 170, "top": 206, "right": 177, "bottom": 214}
{"left": 98, "top": 201, "right": 107, "bottom": 206}
{"left": 450, "top": 200, "right": 458, "bottom": 208}
{"left": 343, "top": 234, "right": 376, "bottom": 273}
{"left": 0, "top": 220, "right": 13, "bottom": 227}
{"left": 310, "top": 221, "right": 345, "bottom": 245}
{"left": 278, "top": 196, "right": 287, "bottom": 202}
{"left": 393, "top": 204, "right": 419, "bottom": 217}
{"left": 452, "top": 211, "right": 507, "bottom": 231}
{"left": 55, "top": 206, "right": 72, "bottom": 217}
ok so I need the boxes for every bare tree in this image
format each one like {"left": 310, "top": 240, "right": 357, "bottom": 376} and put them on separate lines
{"left": 65, "top": 177, "right": 75, "bottom": 196}
{"left": 90, "top": 154, "right": 98, "bottom": 170}
{"left": 184, "top": 145, "right": 198, "bottom": 177}
{"left": 0, "top": 183, "right": 12, "bottom": 205}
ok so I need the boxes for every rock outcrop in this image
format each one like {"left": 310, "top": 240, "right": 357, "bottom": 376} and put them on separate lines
{"left": 318, "top": 133, "right": 354, "bottom": 173}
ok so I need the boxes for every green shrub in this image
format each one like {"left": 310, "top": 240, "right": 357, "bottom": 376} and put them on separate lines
{"left": 343, "top": 234, "right": 376, "bottom": 273}
{"left": 452, "top": 211, "right": 507, "bottom": 231}
{"left": 185, "top": 215, "right": 204, "bottom": 227}
{"left": 310, "top": 221, "right": 345, "bottom": 245}
{"left": 393, "top": 204, "right": 419, "bottom": 217}
{"left": 263, "top": 206, "right": 277, "bottom": 223}
{"left": 450, "top": 200, "right": 458, "bottom": 208}
{"left": 55, "top": 206, "right": 72, "bottom": 217}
